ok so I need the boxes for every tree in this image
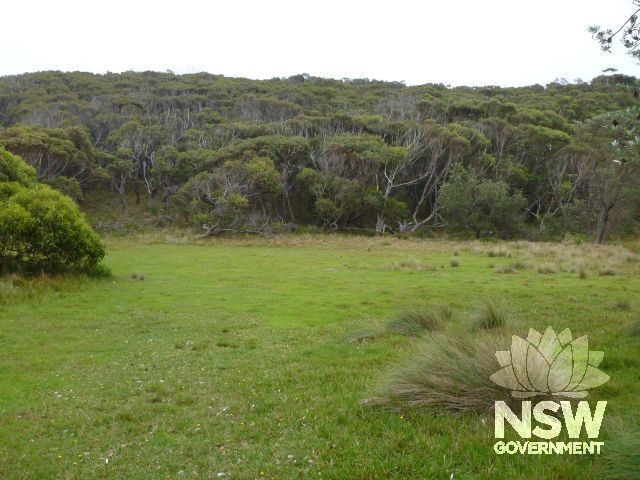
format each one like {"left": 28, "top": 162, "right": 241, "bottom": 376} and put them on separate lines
{"left": 0, "top": 125, "right": 97, "bottom": 195}
{"left": 576, "top": 109, "right": 640, "bottom": 243}
{"left": 175, "top": 156, "right": 281, "bottom": 236}
{"left": 590, "top": 1, "right": 640, "bottom": 62}
{"left": 439, "top": 165, "right": 526, "bottom": 238}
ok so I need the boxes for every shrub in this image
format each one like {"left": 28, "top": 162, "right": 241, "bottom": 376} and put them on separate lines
{"left": 0, "top": 147, "right": 35, "bottom": 186}
{"left": 0, "top": 150, "right": 104, "bottom": 273}
{"left": 387, "top": 303, "right": 452, "bottom": 336}
{"left": 474, "top": 298, "right": 508, "bottom": 330}
{"left": 371, "top": 331, "right": 515, "bottom": 413}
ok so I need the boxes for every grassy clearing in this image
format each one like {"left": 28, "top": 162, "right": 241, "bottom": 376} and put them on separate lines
{"left": 0, "top": 236, "right": 639, "bottom": 479}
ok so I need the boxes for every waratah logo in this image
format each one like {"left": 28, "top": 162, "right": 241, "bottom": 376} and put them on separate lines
{"left": 490, "top": 327, "right": 609, "bottom": 398}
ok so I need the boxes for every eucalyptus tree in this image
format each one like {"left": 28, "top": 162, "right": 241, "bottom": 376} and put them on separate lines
{"left": 576, "top": 109, "right": 640, "bottom": 242}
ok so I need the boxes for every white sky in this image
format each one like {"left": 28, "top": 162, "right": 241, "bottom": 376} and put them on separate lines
{"left": 2, "top": 0, "right": 639, "bottom": 86}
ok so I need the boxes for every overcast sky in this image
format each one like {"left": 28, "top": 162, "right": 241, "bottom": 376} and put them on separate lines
{"left": 3, "top": 0, "right": 639, "bottom": 86}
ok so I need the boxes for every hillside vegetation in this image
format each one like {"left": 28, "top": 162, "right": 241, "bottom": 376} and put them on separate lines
{"left": 0, "top": 71, "right": 639, "bottom": 240}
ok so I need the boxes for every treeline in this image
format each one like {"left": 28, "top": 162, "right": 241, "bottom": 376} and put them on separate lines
{"left": 0, "top": 71, "right": 639, "bottom": 241}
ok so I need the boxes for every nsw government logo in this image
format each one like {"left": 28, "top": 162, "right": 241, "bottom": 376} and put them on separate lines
{"left": 490, "top": 327, "right": 609, "bottom": 455}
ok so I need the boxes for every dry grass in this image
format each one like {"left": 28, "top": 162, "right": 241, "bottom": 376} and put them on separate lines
{"left": 599, "top": 266, "right": 619, "bottom": 276}
{"left": 537, "top": 263, "right": 557, "bottom": 274}
{"left": 387, "top": 258, "right": 436, "bottom": 271}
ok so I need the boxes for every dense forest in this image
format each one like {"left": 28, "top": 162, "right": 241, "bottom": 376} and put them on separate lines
{"left": 0, "top": 70, "right": 639, "bottom": 241}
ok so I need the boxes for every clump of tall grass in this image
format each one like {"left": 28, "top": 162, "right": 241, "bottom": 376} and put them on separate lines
{"left": 474, "top": 298, "right": 508, "bottom": 330}
{"left": 131, "top": 272, "right": 145, "bottom": 280}
{"left": 494, "top": 261, "right": 530, "bottom": 274}
{"left": 614, "top": 299, "right": 631, "bottom": 311}
{"left": 386, "top": 303, "right": 452, "bottom": 336}
{"left": 629, "top": 318, "right": 640, "bottom": 336}
{"left": 370, "top": 331, "right": 515, "bottom": 413}
{"left": 449, "top": 257, "right": 460, "bottom": 267}
{"left": 487, "top": 248, "right": 509, "bottom": 258}
{"left": 388, "top": 258, "right": 435, "bottom": 271}
{"left": 602, "top": 418, "right": 640, "bottom": 480}
{"left": 577, "top": 266, "right": 588, "bottom": 279}
{"left": 598, "top": 266, "right": 618, "bottom": 276}
{"left": 345, "top": 330, "right": 376, "bottom": 344}
{"left": 494, "top": 265, "right": 517, "bottom": 274}
{"left": 537, "top": 263, "right": 557, "bottom": 274}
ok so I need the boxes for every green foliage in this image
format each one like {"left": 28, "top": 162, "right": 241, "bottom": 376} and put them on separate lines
{"left": 0, "top": 71, "right": 639, "bottom": 239}
{"left": 439, "top": 165, "right": 526, "bottom": 238}
{"left": 0, "top": 153, "right": 104, "bottom": 272}
{"left": 0, "top": 147, "right": 35, "bottom": 185}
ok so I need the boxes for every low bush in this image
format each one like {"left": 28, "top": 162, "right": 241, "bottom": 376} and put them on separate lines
{"left": 0, "top": 148, "right": 105, "bottom": 274}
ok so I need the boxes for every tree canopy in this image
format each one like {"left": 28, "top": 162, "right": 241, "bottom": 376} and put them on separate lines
{"left": 0, "top": 70, "right": 638, "bottom": 241}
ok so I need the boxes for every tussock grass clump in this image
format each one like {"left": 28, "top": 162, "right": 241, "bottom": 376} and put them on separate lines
{"left": 345, "top": 330, "right": 376, "bottom": 344}
{"left": 494, "top": 265, "right": 517, "bottom": 274}
{"left": 131, "top": 272, "right": 145, "bottom": 280}
{"left": 371, "top": 331, "right": 514, "bottom": 413}
{"left": 494, "top": 261, "right": 530, "bottom": 274}
{"left": 388, "top": 258, "right": 435, "bottom": 271}
{"left": 629, "top": 318, "right": 640, "bottom": 336}
{"left": 578, "top": 266, "right": 588, "bottom": 279}
{"left": 537, "top": 263, "right": 557, "bottom": 274}
{"left": 449, "top": 257, "right": 460, "bottom": 267}
{"left": 599, "top": 266, "right": 618, "bottom": 276}
{"left": 474, "top": 298, "right": 508, "bottom": 330}
{"left": 614, "top": 299, "right": 631, "bottom": 311}
{"left": 602, "top": 419, "right": 640, "bottom": 480}
{"left": 387, "top": 303, "right": 452, "bottom": 336}
{"left": 487, "top": 248, "right": 509, "bottom": 258}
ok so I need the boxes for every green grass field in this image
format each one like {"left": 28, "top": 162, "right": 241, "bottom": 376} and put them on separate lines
{"left": 1, "top": 235, "right": 638, "bottom": 479}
